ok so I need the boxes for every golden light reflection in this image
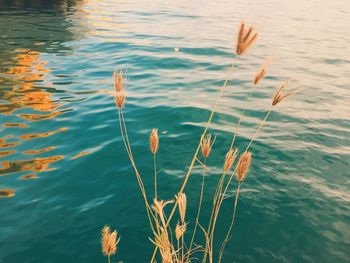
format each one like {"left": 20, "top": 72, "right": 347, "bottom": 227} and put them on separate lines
{"left": 17, "top": 111, "right": 63, "bottom": 121}
{"left": 0, "top": 139, "right": 20, "bottom": 149}
{"left": 0, "top": 45, "right": 68, "bottom": 189}
{"left": 2, "top": 123, "right": 28, "bottom": 128}
{"left": 0, "top": 156, "right": 64, "bottom": 176}
{"left": 0, "top": 0, "right": 90, "bottom": 198}
{"left": 0, "top": 189, "right": 15, "bottom": 198}
{"left": 0, "top": 150, "right": 16, "bottom": 158}
{"left": 71, "top": 151, "right": 91, "bottom": 160}
{"left": 20, "top": 174, "right": 38, "bottom": 180}
{"left": 19, "top": 127, "right": 68, "bottom": 141}
{"left": 24, "top": 146, "right": 57, "bottom": 155}
{"left": 1, "top": 48, "right": 62, "bottom": 115}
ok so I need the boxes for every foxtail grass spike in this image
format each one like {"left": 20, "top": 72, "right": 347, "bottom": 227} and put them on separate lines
{"left": 176, "top": 192, "right": 187, "bottom": 224}
{"left": 150, "top": 128, "right": 159, "bottom": 154}
{"left": 101, "top": 225, "right": 120, "bottom": 258}
{"left": 224, "top": 148, "right": 239, "bottom": 172}
{"left": 200, "top": 134, "right": 212, "bottom": 159}
{"left": 236, "top": 22, "right": 258, "bottom": 55}
{"left": 115, "top": 91, "right": 126, "bottom": 109}
{"left": 175, "top": 223, "right": 186, "bottom": 241}
{"left": 152, "top": 199, "right": 174, "bottom": 227}
{"left": 237, "top": 151, "right": 252, "bottom": 181}
{"left": 113, "top": 70, "right": 125, "bottom": 92}
{"left": 254, "top": 66, "right": 266, "bottom": 85}
{"left": 272, "top": 82, "right": 297, "bottom": 106}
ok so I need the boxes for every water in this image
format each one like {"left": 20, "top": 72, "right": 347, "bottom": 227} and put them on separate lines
{"left": 0, "top": 0, "right": 349, "bottom": 262}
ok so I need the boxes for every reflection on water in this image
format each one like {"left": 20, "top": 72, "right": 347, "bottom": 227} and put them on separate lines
{"left": 1, "top": 49, "right": 60, "bottom": 115}
{"left": 0, "top": 0, "right": 87, "bottom": 193}
{"left": 23, "top": 146, "right": 57, "bottom": 155}
{"left": 18, "top": 111, "right": 64, "bottom": 121}
{"left": 0, "top": 136, "right": 20, "bottom": 148}
{"left": 0, "top": 155, "right": 64, "bottom": 176}
{"left": 0, "top": 0, "right": 83, "bottom": 11}
{"left": 0, "top": 0, "right": 349, "bottom": 262}
{"left": 71, "top": 151, "right": 91, "bottom": 160}
{"left": 3, "top": 123, "right": 28, "bottom": 128}
{"left": 19, "top": 127, "right": 68, "bottom": 140}
{"left": 0, "top": 188, "right": 15, "bottom": 198}
{"left": 0, "top": 150, "right": 16, "bottom": 158}
{"left": 0, "top": 47, "right": 66, "bottom": 181}
{"left": 20, "top": 173, "right": 38, "bottom": 180}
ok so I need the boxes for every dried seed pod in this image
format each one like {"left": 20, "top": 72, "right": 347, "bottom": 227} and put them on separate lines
{"left": 236, "top": 151, "right": 252, "bottom": 181}
{"left": 236, "top": 22, "right": 258, "bottom": 55}
{"left": 272, "top": 82, "right": 296, "bottom": 106}
{"left": 150, "top": 128, "right": 159, "bottom": 154}
{"left": 101, "top": 225, "right": 120, "bottom": 257}
{"left": 152, "top": 199, "right": 174, "bottom": 227}
{"left": 253, "top": 66, "right": 266, "bottom": 85}
{"left": 175, "top": 223, "right": 186, "bottom": 241}
{"left": 113, "top": 70, "right": 125, "bottom": 92}
{"left": 224, "top": 148, "right": 238, "bottom": 172}
{"left": 115, "top": 91, "right": 126, "bottom": 109}
{"left": 176, "top": 192, "right": 187, "bottom": 224}
{"left": 201, "top": 134, "right": 212, "bottom": 159}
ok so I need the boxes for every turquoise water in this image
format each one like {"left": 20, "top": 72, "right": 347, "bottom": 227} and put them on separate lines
{"left": 1, "top": 0, "right": 350, "bottom": 262}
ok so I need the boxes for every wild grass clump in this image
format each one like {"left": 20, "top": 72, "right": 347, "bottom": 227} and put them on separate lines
{"left": 101, "top": 21, "right": 299, "bottom": 263}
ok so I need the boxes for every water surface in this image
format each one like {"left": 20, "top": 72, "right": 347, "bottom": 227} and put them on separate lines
{"left": 0, "top": 0, "right": 349, "bottom": 262}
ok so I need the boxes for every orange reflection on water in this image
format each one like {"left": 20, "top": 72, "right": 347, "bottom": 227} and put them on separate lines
{"left": 0, "top": 150, "right": 16, "bottom": 158}
{"left": 18, "top": 111, "right": 63, "bottom": 121}
{"left": 24, "top": 146, "right": 57, "bottom": 155}
{"left": 21, "top": 174, "right": 38, "bottom": 180}
{"left": 71, "top": 151, "right": 91, "bottom": 160}
{"left": 0, "top": 137, "right": 20, "bottom": 149}
{"left": 0, "top": 155, "right": 64, "bottom": 176}
{"left": 19, "top": 127, "right": 68, "bottom": 141}
{"left": 0, "top": 48, "right": 68, "bottom": 184}
{"left": 2, "top": 123, "right": 28, "bottom": 128}
{"left": 1, "top": 48, "right": 62, "bottom": 115}
{"left": 0, "top": 189, "right": 15, "bottom": 198}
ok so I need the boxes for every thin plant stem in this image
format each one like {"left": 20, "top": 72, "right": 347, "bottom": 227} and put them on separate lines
{"left": 118, "top": 109, "right": 156, "bottom": 232}
{"left": 165, "top": 59, "right": 238, "bottom": 225}
{"left": 230, "top": 82, "right": 256, "bottom": 149}
{"left": 154, "top": 153, "right": 157, "bottom": 199}
{"left": 203, "top": 107, "right": 273, "bottom": 263}
{"left": 246, "top": 107, "right": 272, "bottom": 151}
{"left": 201, "top": 170, "right": 226, "bottom": 263}
{"left": 218, "top": 181, "right": 242, "bottom": 263}
{"left": 182, "top": 234, "right": 184, "bottom": 262}
{"left": 188, "top": 158, "right": 207, "bottom": 257}
{"left": 108, "top": 255, "right": 110, "bottom": 263}
{"left": 150, "top": 58, "right": 239, "bottom": 263}
{"left": 177, "top": 238, "right": 180, "bottom": 257}
{"left": 221, "top": 106, "right": 272, "bottom": 201}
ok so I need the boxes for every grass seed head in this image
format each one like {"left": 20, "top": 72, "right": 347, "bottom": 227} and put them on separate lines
{"left": 200, "top": 134, "right": 212, "bottom": 159}
{"left": 272, "top": 82, "right": 297, "bottom": 106}
{"left": 224, "top": 148, "right": 239, "bottom": 172}
{"left": 175, "top": 223, "right": 186, "bottom": 241}
{"left": 150, "top": 128, "right": 159, "bottom": 154}
{"left": 176, "top": 193, "right": 187, "bottom": 224}
{"left": 115, "top": 91, "right": 126, "bottom": 108}
{"left": 254, "top": 66, "right": 266, "bottom": 85}
{"left": 101, "top": 225, "right": 120, "bottom": 257}
{"left": 113, "top": 70, "right": 125, "bottom": 92}
{"left": 237, "top": 151, "right": 252, "bottom": 181}
{"left": 152, "top": 199, "right": 174, "bottom": 227}
{"left": 236, "top": 22, "right": 258, "bottom": 55}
